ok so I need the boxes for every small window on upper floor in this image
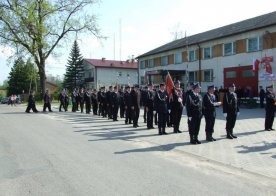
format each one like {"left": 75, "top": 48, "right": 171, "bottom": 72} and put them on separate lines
{"left": 140, "top": 61, "right": 145, "bottom": 69}
{"left": 247, "top": 37, "right": 263, "bottom": 52}
{"left": 148, "top": 59, "right": 154, "bottom": 67}
{"left": 161, "top": 56, "right": 168, "bottom": 66}
{"left": 203, "top": 47, "right": 212, "bottom": 59}
{"left": 223, "top": 42, "right": 236, "bottom": 56}
{"left": 189, "top": 50, "right": 196, "bottom": 62}
{"left": 174, "top": 52, "right": 182, "bottom": 64}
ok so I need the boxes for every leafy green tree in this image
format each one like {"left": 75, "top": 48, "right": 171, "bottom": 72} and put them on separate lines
{"left": 7, "top": 58, "right": 37, "bottom": 95}
{"left": 63, "top": 40, "right": 84, "bottom": 91}
{"left": 0, "top": 0, "right": 103, "bottom": 97}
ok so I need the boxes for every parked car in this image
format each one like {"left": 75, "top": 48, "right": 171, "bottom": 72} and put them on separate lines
{"left": 1, "top": 97, "right": 9, "bottom": 104}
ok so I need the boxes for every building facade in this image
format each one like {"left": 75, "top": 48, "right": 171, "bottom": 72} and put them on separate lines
{"left": 83, "top": 58, "right": 138, "bottom": 89}
{"left": 137, "top": 11, "right": 276, "bottom": 95}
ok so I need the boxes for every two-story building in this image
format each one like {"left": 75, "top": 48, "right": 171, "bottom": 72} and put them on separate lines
{"left": 137, "top": 11, "right": 276, "bottom": 95}
{"left": 83, "top": 58, "right": 138, "bottom": 89}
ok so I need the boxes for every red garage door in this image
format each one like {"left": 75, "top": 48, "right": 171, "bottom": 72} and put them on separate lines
{"left": 224, "top": 65, "right": 258, "bottom": 96}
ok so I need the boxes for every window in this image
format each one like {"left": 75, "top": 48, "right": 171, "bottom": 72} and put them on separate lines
{"left": 242, "top": 70, "right": 255, "bottom": 77}
{"left": 161, "top": 56, "right": 168, "bottom": 66}
{"left": 202, "top": 69, "right": 213, "bottom": 82}
{"left": 117, "top": 72, "right": 122, "bottom": 77}
{"left": 140, "top": 76, "right": 145, "bottom": 85}
{"left": 188, "top": 71, "right": 198, "bottom": 82}
{"left": 189, "top": 50, "right": 196, "bottom": 62}
{"left": 148, "top": 59, "right": 154, "bottom": 67}
{"left": 247, "top": 37, "right": 263, "bottom": 52}
{"left": 140, "top": 61, "right": 145, "bottom": 69}
{"left": 174, "top": 52, "right": 182, "bottom": 64}
{"left": 226, "top": 71, "right": 236, "bottom": 78}
{"left": 203, "top": 47, "right": 212, "bottom": 59}
{"left": 224, "top": 42, "right": 236, "bottom": 56}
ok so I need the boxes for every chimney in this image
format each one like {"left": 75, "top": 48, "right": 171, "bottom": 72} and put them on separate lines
{"left": 102, "top": 57, "right": 106, "bottom": 61}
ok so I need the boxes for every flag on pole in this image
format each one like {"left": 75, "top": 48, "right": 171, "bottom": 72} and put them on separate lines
{"left": 166, "top": 72, "right": 174, "bottom": 97}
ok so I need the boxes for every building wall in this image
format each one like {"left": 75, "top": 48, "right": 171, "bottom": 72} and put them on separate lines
{"left": 139, "top": 26, "right": 276, "bottom": 93}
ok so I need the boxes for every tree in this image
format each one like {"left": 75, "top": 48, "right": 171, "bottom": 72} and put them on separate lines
{"left": 7, "top": 58, "right": 38, "bottom": 95}
{"left": 63, "top": 40, "right": 84, "bottom": 91}
{"left": 0, "top": 0, "right": 103, "bottom": 98}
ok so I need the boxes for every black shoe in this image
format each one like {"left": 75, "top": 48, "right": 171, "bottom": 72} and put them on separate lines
{"left": 125, "top": 122, "right": 128, "bottom": 124}
{"left": 195, "top": 139, "right": 201, "bottom": 144}
{"left": 190, "top": 140, "right": 197, "bottom": 144}
{"left": 177, "top": 130, "right": 182, "bottom": 133}
{"left": 151, "top": 126, "right": 155, "bottom": 129}
{"left": 227, "top": 134, "right": 233, "bottom": 139}
{"left": 231, "top": 134, "right": 237, "bottom": 138}
{"left": 270, "top": 128, "right": 275, "bottom": 131}
{"left": 206, "top": 137, "right": 213, "bottom": 142}
{"left": 163, "top": 131, "right": 168, "bottom": 135}
{"left": 25, "top": 111, "right": 30, "bottom": 113}
{"left": 212, "top": 137, "right": 217, "bottom": 141}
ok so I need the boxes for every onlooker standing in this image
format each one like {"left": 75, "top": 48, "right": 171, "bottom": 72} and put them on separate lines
{"left": 264, "top": 85, "right": 275, "bottom": 131}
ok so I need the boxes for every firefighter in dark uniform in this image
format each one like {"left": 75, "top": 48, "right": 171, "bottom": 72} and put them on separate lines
{"left": 171, "top": 80, "right": 184, "bottom": 133}
{"left": 25, "top": 91, "right": 39, "bottom": 113}
{"left": 100, "top": 87, "right": 107, "bottom": 117}
{"left": 223, "top": 83, "right": 239, "bottom": 139}
{"left": 185, "top": 82, "right": 194, "bottom": 136}
{"left": 78, "top": 88, "right": 85, "bottom": 113}
{"left": 84, "top": 89, "right": 91, "bottom": 114}
{"left": 141, "top": 86, "right": 148, "bottom": 123}
{"left": 43, "top": 89, "right": 52, "bottom": 112}
{"left": 106, "top": 86, "right": 113, "bottom": 119}
{"left": 124, "top": 86, "right": 132, "bottom": 124}
{"left": 111, "top": 86, "right": 120, "bottom": 121}
{"left": 153, "top": 85, "right": 159, "bottom": 125}
{"left": 58, "top": 89, "right": 66, "bottom": 112}
{"left": 264, "top": 85, "right": 276, "bottom": 131}
{"left": 130, "top": 84, "right": 140, "bottom": 128}
{"left": 186, "top": 83, "right": 203, "bottom": 144}
{"left": 119, "top": 86, "right": 125, "bottom": 118}
{"left": 154, "top": 83, "right": 168, "bottom": 135}
{"left": 203, "top": 85, "right": 221, "bottom": 141}
{"left": 145, "top": 83, "right": 155, "bottom": 129}
{"left": 72, "top": 88, "right": 78, "bottom": 112}
{"left": 91, "top": 89, "right": 98, "bottom": 115}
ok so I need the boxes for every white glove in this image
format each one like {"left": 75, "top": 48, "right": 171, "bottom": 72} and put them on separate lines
{"left": 188, "top": 117, "right": 192, "bottom": 121}
{"left": 168, "top": 109, "right": 171, "bottom": 113}
{"left": 223, "top": 113, "right": 227, "bottom": 118}
{"left": 153, "top": 111, "right": 156, "bottom": 115}
{"left": 237, "top": 112, "right": 240, "bottom": 116}
{"left": 178, "top": 97, "right": 182, "bottom": 102}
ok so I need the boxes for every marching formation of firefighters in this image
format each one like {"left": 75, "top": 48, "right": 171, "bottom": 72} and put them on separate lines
{"left": 27, "top": 78, "right": 275, "bottom": 145}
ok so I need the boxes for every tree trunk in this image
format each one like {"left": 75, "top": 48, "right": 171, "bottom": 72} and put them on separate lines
{"left": 38, "top": 62, "right": 46, "bottom": 100}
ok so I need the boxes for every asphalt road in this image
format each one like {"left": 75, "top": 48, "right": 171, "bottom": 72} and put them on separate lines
{"left": 0, "top": 104, "right": 275, "bottom": 196}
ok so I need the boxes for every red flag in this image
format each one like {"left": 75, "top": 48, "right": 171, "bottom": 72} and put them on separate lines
{"left": 166, "top": 72, "right": 174, "bottom": 97}
{"left": 253, "top": 59, "right": 260, "bottom": 74}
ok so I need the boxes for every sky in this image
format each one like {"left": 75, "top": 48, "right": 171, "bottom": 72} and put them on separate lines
{"left": 0, "top": 0, "right": 275, "bottom": 85}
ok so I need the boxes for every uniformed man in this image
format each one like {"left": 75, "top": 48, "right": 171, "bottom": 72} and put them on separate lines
{"left": 223, "top": 83, "right": 240, "bottom": 139}
{"left": 119, "top": 86, "right": 125, "bottom": 118}
{"left": 25, "top": 91, "right": 39, "bottom": 113}
{"left": 78, "top": 88, "right": 85, "bottom": 113}
{"left": 124, "top": 86, "right": 132, "bottom": 124}
{"left": 171, "top": 80, "right": 185, "bottom": 133}
{"left": 203, "top": 85, "right": 221, "bottom": 141}
{"left": 186, "top": 83, "right": 203, "bottom": 144}
{"left": 145, "top": 83, "right": 155, "bottom": 129}
{"left": 185, "top": 82, "right": 194, "bottom": 136}
{"left": 84, "top": 89, "right": 91, "bottom": 114}
{"left": 99, "top": 87, "right": 107, "bottom": 117}
{"left": 43, "top": 89, "right": 52, "bottom": 112}
{"left": 111, "top": 86, "right": 120, "bottom": 121}
{"left": 264, "top": 85, "right": 276, "bottom": 131}
{"left": 58, "top": 89, "right": 66, "bottom": 112}
{"left": 154, "top": 83, "right": 168, "bottom": 135}
{"left": 141, "top": 86, "right": 148, "bottom": 123}
{"left": 72, "top": 88, "right": 78, "bottom": 112}
{"left": 91, "top": 89, "right": 98, "bottom": 115}
{"left": 106, "top": 86, "right": 113, "bottom": 119}
{"left": 130, "top": 84, "right": 141, "bottom": 128}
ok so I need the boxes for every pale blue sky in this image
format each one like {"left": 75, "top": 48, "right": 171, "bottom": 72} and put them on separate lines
{"left": 0, "top": 0, "right": 275, "bottom": 84}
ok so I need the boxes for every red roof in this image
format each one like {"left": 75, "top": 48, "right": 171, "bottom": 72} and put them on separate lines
{"left": 84, "top": 58, "right": 137, "bottom": 69}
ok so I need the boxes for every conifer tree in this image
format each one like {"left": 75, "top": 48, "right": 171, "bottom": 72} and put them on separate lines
{"left": 63, "top": 40, "right": 84, "bottom": 91}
